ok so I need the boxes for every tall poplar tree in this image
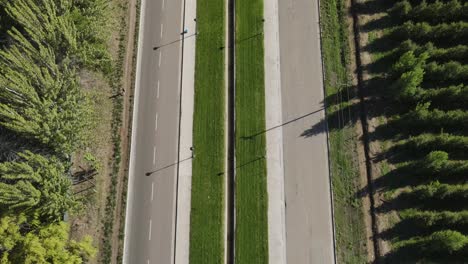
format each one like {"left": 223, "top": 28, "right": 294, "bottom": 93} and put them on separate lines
{"left": 0, "top": 151, "right": 76, "bottom": 221}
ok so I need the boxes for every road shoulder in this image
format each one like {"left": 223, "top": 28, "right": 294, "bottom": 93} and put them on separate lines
{"left": 122, "top": 0, "right": 147, "bottom": 260}
{"left": 175, "top": 0, "right": 197, "bottom": 263}
{"left": 263, "top": 0, "right": 286, "bottom": 263}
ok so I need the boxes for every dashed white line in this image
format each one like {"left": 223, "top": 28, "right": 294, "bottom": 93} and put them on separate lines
{"left": 155, "top": 113, "right": 158, "bottom": 131}
{"left": 153, "top": 146, "right": 157, "bottom": 165}
{"left": 158, "top": 51, "right": 162, "bottom": 67}
{"left": 162, "top": 0, "right": 165, "bottom": 10}
{"left": 157, "top": 81, "right": 160, "bottom": 98}
{"left": 148, "top": 219, "right": 152, "bottom": 241}
{"left": 160, "top": 24, "right": 164, "bottom": 38}
{"left": 151, "top": 182, "right": 154, "bottom": 201}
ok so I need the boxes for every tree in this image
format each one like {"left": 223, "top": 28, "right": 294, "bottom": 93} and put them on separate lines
{"left": 405, "top": 181, "right": 468, "bottom": 202}
{"left": 0, "top": 35, "right": 88, "bottom": 154}
{"left": 423, "top": 151, "right": 449, "bottom": 173}
{"left": 393, "top": 21, "right": 468, "bottom": 44}
{"left": 425, "top": 61, "right": 468, "bottom": 85}
{"left": 426, "top": 230, "right": 467, "bottom": 254}
{"left": 0, "top": 214, "right": 24, "bottom": 258}
{"left": 394, "top": 230, "right": 468, "bottom": 258}
{"left": 400, "top": 133, "right": 468, "bottom": 158}
{"left": 0, "top": 151, "right": 77, "bottom": 221}
{"left": 396, "top": 102, "right": 468, "bottom": 133}
{"left": 421, "top": 84, "right": 468, "bottom": 109}
{"left": 4, "top": 0, "right": 111, "bottom": 72}
{"left": 0, "top": 215, "right": 96, "bottom": 264}
{"left": 400, "top": 209, "right": 468, "bottom": 231}
{"left": 392, "top": 0, "right": 468, "bottom": 23}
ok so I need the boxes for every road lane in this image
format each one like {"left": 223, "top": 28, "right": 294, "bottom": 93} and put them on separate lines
{"left": 123, "top": 0, "right": 184, "bottom": 262}
{"left": 278, "top": 0, "right": 336, "bottom": 263}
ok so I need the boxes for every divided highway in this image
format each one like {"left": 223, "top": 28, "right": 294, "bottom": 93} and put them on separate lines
{"left": 122, "top": 0, "right": 336, "bottom": 262}
{"left": 123, "top": 0, "right": 184, "bottom": 263}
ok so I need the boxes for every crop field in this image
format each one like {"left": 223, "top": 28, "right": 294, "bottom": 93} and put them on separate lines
{"left": 189, "top": 0, "right": 226, "bottom": 263}
{"left": 234, "top": 0, "right": 269, "bottom": 263}
{"left": 354, "top": 0, "right": 468, "bottom": 261}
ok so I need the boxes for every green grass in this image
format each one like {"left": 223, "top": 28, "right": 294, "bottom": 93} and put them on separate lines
{"left": 189, "top": 0, "right": 226, "bottom": 263}
{"left": 320, "top": 0, "right": 368, "bottom": 262}
{"left": 235, "top": 0, "right": 268, "bottom": 263}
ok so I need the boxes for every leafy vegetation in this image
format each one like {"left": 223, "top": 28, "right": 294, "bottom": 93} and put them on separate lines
{"left": 0, "top": 215, "right": 96, "bottom": 263}
{"left": 400, "top": 209, "right": 468, "bottom": 231}
{"left": 355, "top": 0, "right": 468, "bottom": 261}
{"left": 0, "top": 151, "right": 77, "bottom": 222}
{"left": 0, "top": 0, "right": 113, "bottom": 261}
{"left": 235, "top": 0, "right": 268, "bottom": 263}
{"left": 189, "top": 0, "right": 226, "bottom": 263}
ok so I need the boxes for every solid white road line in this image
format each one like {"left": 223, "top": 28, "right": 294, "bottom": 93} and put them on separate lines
{"left": 160, "top": 24, "right": 164, "bottom": 38}
{"left": 148, "top": 219, "right": 152, "bottom": 241}
{"left": 158, "top": 51, "right": 162, "bottom": 67}
{"left": 155, "top": 113, "right": 158, "bottom": 131}
{"left": 151, "top": 182, "right": 154, "bottom": 201}
{"left": 153, "top": 146, "right": 157, "bottom": 165}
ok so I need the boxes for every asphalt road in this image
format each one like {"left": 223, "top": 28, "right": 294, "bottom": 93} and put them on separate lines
{"left": 278, "top": 0, "right": 336, "bottom": 263}
{"left": 124, "top": 0, "right": 184, "bottom": 263}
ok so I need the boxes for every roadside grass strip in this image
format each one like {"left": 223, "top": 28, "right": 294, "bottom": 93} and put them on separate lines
{"left": 320, "top": 0, "right": 367, "bottom": 262}
{"left": 235, "top": 0, "right": 269, "bottom": 263}
{"left": 189, "top": 0, "right": 226, "bottom": 263}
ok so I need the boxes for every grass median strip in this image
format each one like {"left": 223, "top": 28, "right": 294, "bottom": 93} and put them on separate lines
{"left": 189, "top": 0, "right": 226, "bottom": 263}
{"left": 235, "top": 0, "right": 269, "bottom": 263}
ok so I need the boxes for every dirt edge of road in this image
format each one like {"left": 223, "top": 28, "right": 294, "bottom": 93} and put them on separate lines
{"left": 345, "top": 0, "right": 375, "bottom": 260}
{"left": 348, "top": 0, "right": 382, "bottom": 262}
{"left": 348, "top": 0, "right": 401, "bottom": 261}
{"left": 110, "top": 0, "right": 140, "bottom": 262}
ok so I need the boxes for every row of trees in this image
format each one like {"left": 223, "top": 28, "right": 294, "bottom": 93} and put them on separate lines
{"left": 0, "top": 0, "right": 112, "bottom": 262}
{"left": 397, "top": 133, "right": 468, "bottom": 157}
{"left": 404, "top": 181, "right": 468, "bottom": 202}
{"left": 377, "top": 0, "right": 468, "bottom": 260}
{"left": 400, "top": 209, "right": 468, "bottom": 231}
{"left": 391, "top": 0, "right": 468, "bottom": 23}
{"left": 393, "top": 21, "right": 468, "bottom": 44}
{"left": 398, "top": 40, "right": 468, "bottom": 63}
{"left": 393, "top": 230, "right": 468, "bottom": 259}
{"left": 390, "top": 49, "right": 468, "bottom": 106}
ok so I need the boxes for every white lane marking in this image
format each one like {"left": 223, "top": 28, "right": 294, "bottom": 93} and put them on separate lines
{"left": 153, "top": 146, "right": 157, "bottom": 165}
{"left": 162, "top": 0, "right": 165, "bottom": 10}
{"left": 160, "top": 24, "right": 164, "bottom": 38}
{"left": 151, "top": 182, "right": 154, "bottom": 201}
{"left": 155, "top": 113, "right": 158, "bottom": 131}
{"left": 156, "top": 80, "right": 160, "bottom": 98}
{"left": 148, "top": 219, "right": 152, "bottom": 241}
{"left": 147, "top": 260, "right": 150, "bottom": 264}
{"left": 158, "top": 51, "right": 162, "bottom": 67}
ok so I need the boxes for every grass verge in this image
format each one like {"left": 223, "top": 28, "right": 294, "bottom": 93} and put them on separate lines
{"left": 234, "top": 0, "right": 268, "bottom": 263}
{"left": 320, "top": 0, "right": 368, "bottom": 262}
{"left": 189, "top": 0, "right": 226, "bottom": 263}
{"left": 100, "top": 0, "right": 131, "bottom": 261}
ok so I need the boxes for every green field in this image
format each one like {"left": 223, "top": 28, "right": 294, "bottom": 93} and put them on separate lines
{"left": 189, "top": 0, "right": 226, "bottom": 263}
{"left": 235, "top": 0, "right": 269, "bottom": 263}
